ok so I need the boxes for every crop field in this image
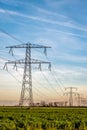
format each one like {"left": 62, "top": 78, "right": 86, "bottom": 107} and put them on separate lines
{"left": 0, "top": 107, "right": 87, "bottom": 130}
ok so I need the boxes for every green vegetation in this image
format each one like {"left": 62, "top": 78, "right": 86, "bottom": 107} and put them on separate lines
{"left": 0, "top": 107, "right": 87, "bottom": 130}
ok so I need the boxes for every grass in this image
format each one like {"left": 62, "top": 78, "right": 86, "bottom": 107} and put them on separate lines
{"left": 0, "top": 107, "right": 87, "bottom": 130}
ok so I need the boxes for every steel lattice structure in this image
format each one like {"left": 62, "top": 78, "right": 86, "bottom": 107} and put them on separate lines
{"left": 64, "top": 87, "right": 77, "bottom": 106}
{"left": 4, "top": 43, "right": 51, "bottom": 106}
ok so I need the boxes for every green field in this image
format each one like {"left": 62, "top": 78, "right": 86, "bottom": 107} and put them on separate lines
{"left": 0, "top": 107, "right": 87, "bottom": 130}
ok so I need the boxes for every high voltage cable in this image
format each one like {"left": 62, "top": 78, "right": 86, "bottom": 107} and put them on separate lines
{"left": 41, "top": 71, "right": 59, "bottom": 96}
{"left": 12, "top": 65, "right": 53, "bottom": 99}
{"left": 33, "top": 77, "right": 54, "bottom": 98}
{"left": 6, "top": 65, "right": 54, "bottom": 99}
{"left": 34, "top": 47, "right": 65, "bottom": 90}
{"left": 0, "top": 56, "right": 22, "bottom": 84}
{"left": 34, "top": 48, "right": 64, "bottom": 93}
{"left": 0, "top": 50, "right": 8, "bottom": 53}
{"left": 33, "top": 76, "right": 54, "bottom": 95}
{"left": 46, "top": 55, "right": 65, "bottom": 90}
{"left": 2, "top": 55, "right": 52, "bottom": 102}
{"left": 0, "top": 55, "right": 23, "bottom": 78}
{"left": 50, "top": 70, "right": 64, "bottom": 93}
{"left": 4, "top": 68, "right": 49, "bottom": 100}
{"left": 33, "top": 90, "right": 45, "bottom": 101}
{"left": 6, "top": 70, "right": 21, "bottom": 84}
{"left": 45, "top": 57, "right": 64, "bottom": 93}
{"left": 33, "top": 84, "right": 50, "bottom": 100}
{"left": 46, "top": 54, "right": 65, "bottom": 91}
{"left": 0, "top": 56, "right": 9, "bottom": 61}
{"left": 0, "top": 28, "right": 25, "bottom": 44}
{"left": 6, "top": 71, "right": 50, "bottom": 101}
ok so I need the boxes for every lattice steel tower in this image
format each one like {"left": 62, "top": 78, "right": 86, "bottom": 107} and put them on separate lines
{"left": 4, "top": 43, "right": 51, "bottom": 106}
{"left": 64, "top": 87, "right": 77, "bottom": 106}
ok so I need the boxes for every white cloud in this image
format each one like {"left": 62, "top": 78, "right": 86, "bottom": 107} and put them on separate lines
{"left": 55, "top": 66, "right": 87, "bottom": 76}
{"left": 0, "top": 8, "right": 87, "bottom": 33}
{"left": 45, "top": 28, "right": 87, "bottom": 39}
{"left": 0, "top": 0, "right": 22, "bottom": 6}
{"left": 32, "top": 5, "right": 67, "bottom": 18}
{"left": 57, "top": 53, "right": 87, "bottom": 62}
{"left": 0, "top": 32, "right": 7, "bottom": 37}
{"left": 52, "top": 65, "right": 87, "bottom": 88}
{"left": 0, "top": 9, "right": 6, "bottom": 13}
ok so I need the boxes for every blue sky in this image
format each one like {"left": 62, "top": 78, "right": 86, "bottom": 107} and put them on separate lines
{"left": 0, "top": 0, "right": 87, "bottom": 105}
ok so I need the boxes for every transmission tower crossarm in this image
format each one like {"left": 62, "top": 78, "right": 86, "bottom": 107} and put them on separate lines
{"left": 6, "top": 43, "right": 51, "bottom": 49}
{"left": 5, "top": 60, "right": 51, "bottom": 64}
{"left": 6, "top": 43, "right": 51, "bottom": 56}
{"left": 31, "top": 59, "right": 51, "bottom": 65}
{"left": 65, "top": 87, "right": 77, "bottom": 90}
{"left": 64, "top": 92, "right": 70, "bottom": 95}
{"left": 64, "top": 92, "right": 77, "bottom": 95}
{"left": 4, "top": 58, "right": 51, "bottom": 71}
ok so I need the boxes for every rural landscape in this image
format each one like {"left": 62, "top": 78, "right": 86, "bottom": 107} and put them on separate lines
{"left": 1, "top": 107, "right": 87, "bottom": 130}
{"left": 0, "top": 0, "right": 87, "bottom": 130}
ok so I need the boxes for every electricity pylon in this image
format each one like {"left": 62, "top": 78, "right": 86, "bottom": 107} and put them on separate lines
{"left": 77, "top": 93, "right": 82, "bottom": 106}
{"left": 64, "top": 87, "right": 77, "bottom": 106}
{"left": 81, "top": 97, "right": 87, "bottom": 106}
{"left": 3, "top": 43, "right": 51, "bottom": 106}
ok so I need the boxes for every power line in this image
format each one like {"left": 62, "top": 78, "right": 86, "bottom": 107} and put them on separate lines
{"left": 46, "top": 56, "right": 64, "bottom": 93}
{"left": 50, "top": 66, "right": 64, "bottom": 93}
{"left": 41, "top": 71, "right": 59, "bottom": 96}
{"left": 36, "top": 47, "right": 63, "bottom": 92}
{"left": 4, "top": 67, "right": 50, "bottom": 101}
{"left": 3, "top": 67, "right": 49, "bottom": 100}
{"left": 33, "top": 84, "right": 50, "bottom": 100}
{"left": 33, "top": 76, "right": 55, "bottom": 95}
{"left": 0, "top": 28, "right": 24, "bottom": 44}
{"left": 0, "top": 56, "right": 9, "bottom": 61}
{"left": 6, "top": 70, "right": 22, "bottom": 84}
{"left": 35, "top": 47, "right": 65, "bottom": 93}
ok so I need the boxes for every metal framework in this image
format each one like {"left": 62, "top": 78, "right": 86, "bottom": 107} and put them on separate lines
{"left": 4, "top": 43, "right": 51, "bottom": 106}
{"left": 81, "top": 97, "right": 87, "bottom": 106}
{"left": 64, "top": 87, "right": 77, "bottom": 106}
{"left": 76, "top": 93, "right": 82, "bottom": 106}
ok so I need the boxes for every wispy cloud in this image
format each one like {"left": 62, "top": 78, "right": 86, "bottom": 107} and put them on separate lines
{"left": 0, "top": 0, "right": 22, "bottom": 7}
{"left": 57, "top": 53, "right": 87, "bottom": 62}
{"left": 54, "top": 65, "right": 87, "bottom": 87}
{"left": 0, "top": 9, "right": 19, "bottom": 15}
{"left": 55, "top": 66, "right": 87, "bottom": 78}
{"left": 0, "top": 8, "right": 87, "bottom": 33}
{"left": 32, "top": 5, "right": 67, "bottom": 18}
{"left": 0, "top": 9, "right": 6, "bottom": 13}
{"left": 44, "top": 28, "right": 87, "bottom": 39}
{"left": 0, "top": 32, "right": 7, "bottom": 37}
